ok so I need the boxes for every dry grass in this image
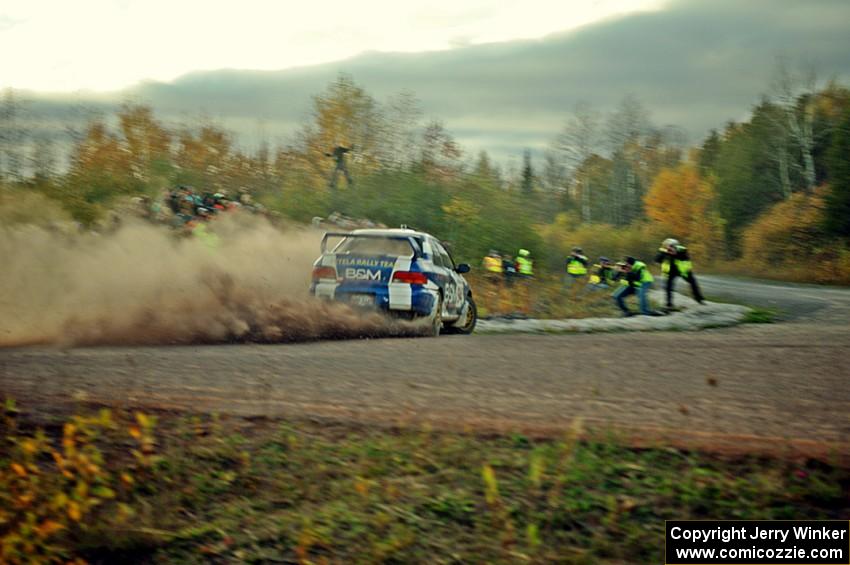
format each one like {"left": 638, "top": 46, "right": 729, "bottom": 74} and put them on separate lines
{"left": 2, "top": 403, "right": 848, "bottom": 564}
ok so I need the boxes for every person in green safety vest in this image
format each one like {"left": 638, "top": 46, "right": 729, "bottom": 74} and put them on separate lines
{"left": 515, "top": 249, "right": 534, "bottom": 316}
{"left": 190, "top": 209, "right": 221, "bottom": 251}
{"left": 654, "top": 238, "right": 705, "bottom": 310}
{"left": 588, "top": 256, "right": 617, "bottom": 289}
{"left": 612, "top": 256, "right": 660, "bottom": 316}
{"left": 516, "top": 249, "right": 534, "bottom": 277}
{"left": 564, "top": 246, "right": 589, "bottom": 286}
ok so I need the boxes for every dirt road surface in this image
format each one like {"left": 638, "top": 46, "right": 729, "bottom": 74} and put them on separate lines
{"left": 2, "top": 275, "right": 849, "bottom": 460}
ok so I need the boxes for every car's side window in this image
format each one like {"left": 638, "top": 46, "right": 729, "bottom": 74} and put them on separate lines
{"left": 432, "top": 240, "right": 452, "bottom": 270}
{"left": 427, "top": 238, "right": 443, "bottom": 268}
{"left": 440, "top": 243, "right": 457, "bottom": 270}
{"left": 420, "top": 238, "right": 435, "bottom": 263}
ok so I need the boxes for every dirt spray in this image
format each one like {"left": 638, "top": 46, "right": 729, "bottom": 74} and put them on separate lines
{"left": 0, "top": 217, "right": 425, "bottom": 347}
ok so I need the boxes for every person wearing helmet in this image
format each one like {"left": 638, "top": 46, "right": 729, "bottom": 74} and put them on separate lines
{"left": 589, "top": 256, "right": 617, "bottom": 289}
{"left": 515, "top": 249, "right": 534, "bottom": 316}
{"left": 564, "top": 246, "right": 589, "bottom": 286}
{"left": 655, "top": 238, "right": 705, "bottom": 310}
{"left": 516, "top": 249, "right": 533, "bottom": 277}
{"left": 613, "top": 256, "right": 660, "bottom": 316}
{"left": 483, "top": 249, "right": 503, "bottom": 275}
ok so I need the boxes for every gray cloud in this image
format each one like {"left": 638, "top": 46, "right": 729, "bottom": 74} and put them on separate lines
{"left": 19, "top": 0, "right": 850, "bottom": 163}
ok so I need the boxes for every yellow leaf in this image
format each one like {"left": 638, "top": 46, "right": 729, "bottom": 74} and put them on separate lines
{"left": 52, "top": 450, "right": 66, "bottom": 467}
{"left": 135, "top": 412, "right": 150, "bottom": 428}
{"left": 11, "top": 463, "right": 27, "bottom": 477}
{"left": 99, "top": 408, "right": 112, "bottom": 426}
{"left": 354, "top": 478, "right": 369, "bottom": 497}
{"left": 63, "top": 423, "right": 76, "bottom": 438}
{"left": 36, "top": 520, "right": 64, "bottom": 538}
{"left": 482, "top": 464, "right": 500, "bottom": 505}
{"left": 128, "top": 425, "right": 142, "bottom": 439}
{"left": 528, "top": 454, "right": 544, "bottom": 487}
{"left": 67, "top": 501, "right": 82, "bottom": 522}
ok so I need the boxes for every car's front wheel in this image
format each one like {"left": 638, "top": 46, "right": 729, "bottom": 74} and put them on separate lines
{"left": 446, "top": 294, "right": 477, "bottom": 334}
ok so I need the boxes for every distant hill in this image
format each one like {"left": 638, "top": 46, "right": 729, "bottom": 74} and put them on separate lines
{"left": 16, "top": 0, "right": 850, "bottom": 162}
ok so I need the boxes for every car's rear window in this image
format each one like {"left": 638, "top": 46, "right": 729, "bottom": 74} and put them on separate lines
{"left": 334, "top": 236, "right": 414, "bottom": 257}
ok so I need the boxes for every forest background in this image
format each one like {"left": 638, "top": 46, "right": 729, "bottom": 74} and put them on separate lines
{"left": 2, "top": 64, "right": 850, "bottom": 284}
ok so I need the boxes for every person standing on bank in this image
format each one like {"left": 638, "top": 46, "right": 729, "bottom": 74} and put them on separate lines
{"left": 655, "top": 238, "right": 705, "bottom": 310}
{"left": 564, "top": 246, "right": 589, "bottom": 286}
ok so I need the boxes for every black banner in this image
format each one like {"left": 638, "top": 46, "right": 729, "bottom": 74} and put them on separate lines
{"left": 666, "top": 520, "right": 849, "bottom": 564}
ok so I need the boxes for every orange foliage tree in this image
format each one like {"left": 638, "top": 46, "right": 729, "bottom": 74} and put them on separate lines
{"left": 643, "top": 163, "right": 723, "bottom": 259}
{"left": 741, "top": 187, "right": 850, "bottom": 283}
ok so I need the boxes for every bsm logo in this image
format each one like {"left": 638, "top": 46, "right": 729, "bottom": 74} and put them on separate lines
{"left": 344, "top": 268, "right": 381, "bottom": 281}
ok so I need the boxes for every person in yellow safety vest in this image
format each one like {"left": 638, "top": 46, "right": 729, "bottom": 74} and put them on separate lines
{"left": 612, "top": 256, "right": 661, "bottom": 317}
{"left": 516, "top": 249, "right": 534, "bottom": 277}
{"left": 481, "top": 249, "right": 504, "bottom": 315}
{"left": 483, "top": 250, "right": 503, "bottom": 275}
{"left": 588, "top": 256, "right": 616, "bottom": 289}
{"left": 515, "top": 249, "right": 534, "bottom": 316}
{"left": 190, "top": 208, "right": 220, "bottom": 251}
{"left": 564, "top": 246, "right": 589, "bottom": 286}
{"left": 654, "top": 238, "right": 705, "bottom": 310}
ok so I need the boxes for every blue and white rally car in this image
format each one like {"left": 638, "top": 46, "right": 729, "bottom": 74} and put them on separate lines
{"left": 310, "top": 227, "right": 477, "bottom": 335}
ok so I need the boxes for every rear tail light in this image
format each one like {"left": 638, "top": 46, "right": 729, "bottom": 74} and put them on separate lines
{"left": 392, "top": 271, "right": 428, "bottom": 285}
{"left": 312, "top": 266, "right": 337, "bottom": 281}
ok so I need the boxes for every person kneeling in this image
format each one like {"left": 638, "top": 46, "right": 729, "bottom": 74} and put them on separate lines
{"left": 612, "top": 257, "right": 660, "bottom": 317}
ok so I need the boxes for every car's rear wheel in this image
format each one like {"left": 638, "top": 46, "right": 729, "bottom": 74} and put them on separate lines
{"left": 446, "top": 294, "right": 477, "bottom": 334}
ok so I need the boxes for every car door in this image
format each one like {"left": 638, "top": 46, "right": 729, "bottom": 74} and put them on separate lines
{"left": 432, "top": 240, "right": 463, "bottom": 313}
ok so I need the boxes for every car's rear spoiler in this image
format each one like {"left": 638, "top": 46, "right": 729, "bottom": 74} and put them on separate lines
{"left": 321, "top": 232, "right": 423, "bottom": 257}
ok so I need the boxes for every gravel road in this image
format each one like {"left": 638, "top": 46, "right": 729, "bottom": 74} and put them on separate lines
{"left": 2, "top": 275, "right": 849, "bottom": 459}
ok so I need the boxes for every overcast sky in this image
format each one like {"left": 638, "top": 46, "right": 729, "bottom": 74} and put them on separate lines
{"left": 6, "top": 0, "right": 850, "bottom": 163}
{"left": 1, "top": 0, "right": 662, "bottom": 91}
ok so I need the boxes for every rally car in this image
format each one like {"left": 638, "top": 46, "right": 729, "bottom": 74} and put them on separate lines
{"left": 310, "top": 227, "right": 477, "bottom": 335}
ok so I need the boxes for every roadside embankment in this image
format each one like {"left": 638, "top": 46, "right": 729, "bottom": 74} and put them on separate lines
{"left": 476, "top": 291, "right": 750, "bottom": 334}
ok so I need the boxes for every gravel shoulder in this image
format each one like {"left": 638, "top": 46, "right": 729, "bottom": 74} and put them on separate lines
{"left": 2, "top": 275, "right": 848, "bottom": 461}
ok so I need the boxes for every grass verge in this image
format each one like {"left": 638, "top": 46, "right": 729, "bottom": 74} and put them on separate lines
{"left": 741, "top": 307, "right": 779, "bottom": 324}
{"left": 469, "top": 274, "right": 663, "bottom": 320}
{"left": 2, "top": 403, "right": 847, "bottom": 564}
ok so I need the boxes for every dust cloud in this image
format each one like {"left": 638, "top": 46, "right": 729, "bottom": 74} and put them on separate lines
{"left": 0, "top": 217, "right": 422, "bottom": 347}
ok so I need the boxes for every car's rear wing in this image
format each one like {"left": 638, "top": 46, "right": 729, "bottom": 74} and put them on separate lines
{"left": 321, "top": 232, "right": 423, "bottom": 257}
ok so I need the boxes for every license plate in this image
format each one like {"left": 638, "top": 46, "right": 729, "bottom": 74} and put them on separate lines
{"left": 349, "top": 294, "right": 375, "bottom": 307}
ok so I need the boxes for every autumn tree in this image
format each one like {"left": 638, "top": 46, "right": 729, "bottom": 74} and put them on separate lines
{"left": 644, "top": 162, "right": 723, "bottom": 258}
{"left": 62, "top": 118, "right": 128, "bottom": 224}
{"left": 174, "top": 121, "right": 234, "bottom": 192}
{"left": 380, "top": 90, "right": 423, "bottom": 170}
{"left": 419, "top": 120, "right": 462, "bottom": 183}
{"left": 297, "top": 75, "right": 382, "bottom": 191}
{"left": 117, "top": 104, "right": 172, "bottom": 193}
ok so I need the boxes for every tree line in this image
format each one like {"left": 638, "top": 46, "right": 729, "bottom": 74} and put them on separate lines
{"left": 1, "top": 66, "right": 849, "bottom": 282}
